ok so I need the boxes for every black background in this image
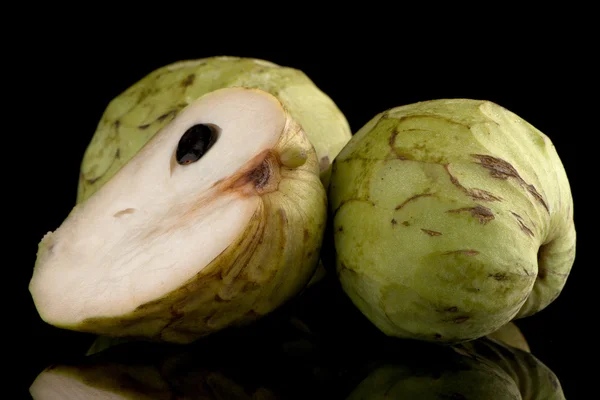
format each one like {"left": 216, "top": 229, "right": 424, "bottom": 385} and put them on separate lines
{"left": 18, "top": 22, "right": 591, "bottom": 399}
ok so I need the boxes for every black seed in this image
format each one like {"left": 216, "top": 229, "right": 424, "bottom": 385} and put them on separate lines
{"left": 176, "top": 124, "right": 218, "bottom": 165}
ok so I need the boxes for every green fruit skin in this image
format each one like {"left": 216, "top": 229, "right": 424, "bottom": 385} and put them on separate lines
{"left": 77, "top": 56, "right": 351, "bottom": 203}
{"left": 329, "top": 99, "right": 575, "bottom": 344}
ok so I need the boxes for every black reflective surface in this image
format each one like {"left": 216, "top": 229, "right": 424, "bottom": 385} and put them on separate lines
{"left": 28, "top": 275, "right": 566, "bottom": 399}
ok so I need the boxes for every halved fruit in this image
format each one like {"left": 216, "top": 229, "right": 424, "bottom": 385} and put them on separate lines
{"left": 29, "top": 87, "right": 327, "bottom": 343}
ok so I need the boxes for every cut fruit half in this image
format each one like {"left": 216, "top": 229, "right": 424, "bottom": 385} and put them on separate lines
{"left": 29, "top": 87, "right": 327, "bottom": 343}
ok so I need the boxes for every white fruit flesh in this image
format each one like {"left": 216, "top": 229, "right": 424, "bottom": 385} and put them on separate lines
{"left": 30, "top": 88, "right": 286, "bottom": 328}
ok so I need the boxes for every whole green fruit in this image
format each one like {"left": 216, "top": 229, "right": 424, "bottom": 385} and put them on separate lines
{"left": 329, "top": 99, "right": 575, "bottom": 344}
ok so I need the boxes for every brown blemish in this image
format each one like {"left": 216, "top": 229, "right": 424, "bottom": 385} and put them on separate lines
{"left": 162, "top": 150, "right": 280, "bottom": 232}
{"left": 447, "top": 205, "right": 495, "bottom": 224}
{"left": 395, "top": 193, "right": 433, "bottom": 210}
{"left": 214, "top": 294, "right": 228, "bottom": 302}
{"left": 319, "top": 155, "right": 330, "bottom": 171}
{"left": 402, "top": 221, "right": 410, "bottom": 226}
{"left": 391, "top": 219, "right": 398, "bottom": 226}
{"left": 443, "top": 250, "right": 480, "bottom": 256}
{"left": 337, "top": 226, "right": 344, "bottom": 232}
{"left": 510, "top": 211, "right": 535, "bottom": 237}
{"left": 181, "top": 73, "right": 196, "bottom": 87}
{"left": 421, "top": 229, "right": 442, "bottom": 236}
{"left": 471, "top": 154, "right": 549, "bottom": 212}
{"left": 445, "top": 307, "right": 458, "bottom": 312}
{"left": 158, "top": 110, "right": 177, "bottom": 122}
{"left": 537, "top": 267, "right": 547, "bottom": 280}
{"left": 453, "top": 316, "right": 470, "bottom": 324}
{"left": 444, "top": 164, "right": 502, "bottom": 202}
{"left": 85, "top": 148, "right": 121, "bottom": 184}
{"left": 389, "top": 130, "right": 408, "bottom": 160}
{"left": 138, "top": 104, "right": 187, "bottom": 130}
{"left": 434, "top": 333, "right": 442, "bottom": 339}
{"left": 303, "top": 229, "right": 309, "bottom": 242}
{"left": 490, "top": 272, "right": 509, "bottom": 281}
{"left": 247, "top": 161, "right": 271, "bottom": 189}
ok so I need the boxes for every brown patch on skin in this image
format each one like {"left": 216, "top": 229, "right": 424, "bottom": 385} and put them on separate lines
{"left": 391, "top": 219, "right": 398, "bottom": 226}
{"left": 471, "top": 154, "right": 549, "bottom": 212}
{"left": 444, "top": 164, "right": 502, "bottom": 201}
{"left": 319, "top": 156, "right": 330, "bottom": 171}
{"left": 395, "top": 193, "right": 433, "bottom": 210}
{"left": 138, "top": 104, "right": 187, "bottom": 130}
{"left": 114, "top": 119, "right": 120, "bottom": 128}
{"left": 337, "top": 226, "right": 344, "bottom": 232}
{"left": 537, "top": 268, "right": 547, "bottom": 280}
{"left": 445, "top": 307, "right": 458, "bottom": 312}
{"left": 443, "top": 250, "right": 480, "bottom": 256}
{"left": 402, "top": 221, "right": 410, "bottom": 226}
{"left": 247, "top": 162, "right": 272, "bottom": 189}
{"left": 510, "top": 211, "right": 535, "bottom": 237}
{"left": 447, "top": 205, "right": 495, "bottom": 224}
{"left": 389, "top": 130, "right": 408, "bottom": 160}
{"left": 85, "top": 148, "right": 121, "bottom": 184}
{"left": 158, "top": 110, "right": 177, "bottom": 122}
{"left": 303, "top": 229, "right": 309, "bottom": 242}
{"left": 490, "top": 272, "right": 509, "bottom": 281}
{"left": 228, "top": 151, "right": 281, "bottom": 195}
{"left": 422, "top": 229, "right": 442, "bottom": 236}
{"left": 159, "top": 150, "right": 281, "bottom": 235}
{"left": 214, "top": 294, "right": 228, "bottom": 302}
{"left": 181, "top": 73, "right": 196, "bottom": 87}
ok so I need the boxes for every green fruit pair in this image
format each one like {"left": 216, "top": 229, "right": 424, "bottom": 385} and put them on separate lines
{"left": 29, "top": 56, "right": 575, "bottom": 345}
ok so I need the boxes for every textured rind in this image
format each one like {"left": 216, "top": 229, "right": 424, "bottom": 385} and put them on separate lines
{"left": 329, "top": 99, "right": 575, "bottom": 344}
{"left": 77, "top": 56, "right": 351, "bottom": 203}
{"left": 41, "top": 104, "right": 327, "bottom": 343}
